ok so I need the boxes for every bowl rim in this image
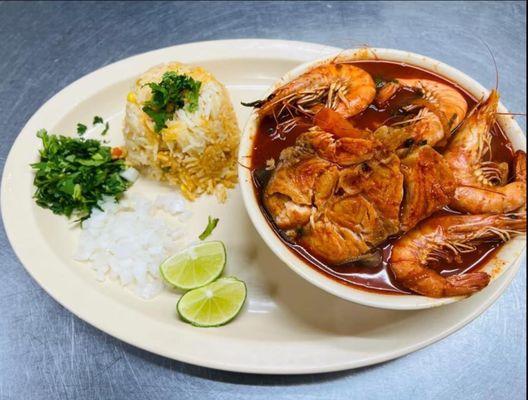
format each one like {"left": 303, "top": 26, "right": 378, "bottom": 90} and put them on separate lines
{"left": 238, "top": 47, "right": 527, "bottom": 310}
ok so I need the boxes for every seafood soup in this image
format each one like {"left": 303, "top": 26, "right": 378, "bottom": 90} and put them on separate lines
{"left": 248, "top": 60, "right": 526, "bottom": 298}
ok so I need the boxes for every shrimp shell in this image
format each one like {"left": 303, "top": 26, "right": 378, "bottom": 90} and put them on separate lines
{"left": 376, "top": 79, "right": 468, "bottom": 147}
{"left": 259, "top": 63, "right": 376, "bottom": 119}
{"left": 444, "top": 90, "right": 527, "bottom": 214}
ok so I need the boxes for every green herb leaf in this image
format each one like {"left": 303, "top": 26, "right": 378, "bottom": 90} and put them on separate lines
{"left": 142, "top": 72, "right": 202, "bottom": 133}
{"left": 374, "top": 76, "right": 386, "bottom": 89}
{"left": 92, "top": 116, "right": 109, "bottom": 136}
{"left": 101, "top": 122, "right": 109, "bottom": 136}
{"left": 31, "top": 129, "right": 131, "bottom": 221}
{"left": 77, "top": 123, "right": 87, "bottom": 136}
{"left": 199, "top": 216, "right": 219, "bottom": 240}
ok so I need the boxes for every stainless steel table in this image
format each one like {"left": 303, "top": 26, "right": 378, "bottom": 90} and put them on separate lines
{"left": 0, "top": 2, "right": 525, "bottom": 399}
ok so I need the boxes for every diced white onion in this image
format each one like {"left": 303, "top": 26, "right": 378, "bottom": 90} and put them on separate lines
{"left": 120, "top": 167, "right": 140, "bottom": 182}
{"left": 74, "top": 193, "right": 190, "bottom": 299}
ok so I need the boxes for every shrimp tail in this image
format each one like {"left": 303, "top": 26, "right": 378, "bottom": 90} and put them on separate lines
{"left": 450, "top": 151, "right": 527, "bottom": 214}
{"left": 444, "top": 272, "right": 491, "bottom": 296}
{"left": 313, "top": 107, "right": 368, "bottom": 138}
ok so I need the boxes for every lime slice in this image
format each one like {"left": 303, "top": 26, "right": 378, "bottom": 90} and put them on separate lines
{"left": 177, "top": 277, "right": 247, "bottom": 327}
{"left": 159, "top": 241, "right": 226, "bottom": 291}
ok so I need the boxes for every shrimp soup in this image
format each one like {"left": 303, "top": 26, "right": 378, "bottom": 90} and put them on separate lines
{"left": 250, "top": 60, "right": 517, "bottom": 295}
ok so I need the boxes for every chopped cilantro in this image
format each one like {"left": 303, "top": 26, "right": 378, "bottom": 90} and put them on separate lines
{"left": 77, "top": 123, "right": 87, "bottom": 136}
{"left": 199, "top": 216, "right": 219, "bottom": 240}
{"left": 92, "top": 116, "right": 109, "bottom": 136}
{"left": 142, "top": 72, "right": 202, "bottom": 133}
{"left": 101, "top": 122, "right": 109, "bottom": 136}
{"left": 31, "top": 129, "right": 131, "bottom": 221}
{"left": 374, "top": 76, "right": 386, "bottom": 89}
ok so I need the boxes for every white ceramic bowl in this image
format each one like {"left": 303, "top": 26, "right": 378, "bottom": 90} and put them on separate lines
{"left": 238, "top": 48, "right": 527, "bottom": 310}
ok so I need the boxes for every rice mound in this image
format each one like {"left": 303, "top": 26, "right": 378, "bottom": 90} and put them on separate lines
{"left": 124, "top": 62, "right": 240, "bottom": 201}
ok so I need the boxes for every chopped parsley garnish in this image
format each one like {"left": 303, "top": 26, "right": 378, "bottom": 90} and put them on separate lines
{"left": 142, "top": 72, "right": 202, "bottom": 133}
{"left": 77, "top": 123, "right": 87, "bottom": 136}
{"left": 31, "top": 129, "right": 131, "bottom": 221}
{"left": 101, "top": 122, "right": 109, "bottom": 136}
{"left": 92, "top": 115, "right": 109, "bottom": 136}
{"left": 199, "top": 216, "right": 219, "bottom": 240}
{"left": 374, "top": 76, "right": 399, "bottom": 90}
{"left": 374, "top": 76, "right": 386, "bottom": 89}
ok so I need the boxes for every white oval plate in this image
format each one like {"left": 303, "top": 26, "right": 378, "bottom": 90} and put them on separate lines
{"left": 0, "top": 39, "right": 523, "bottom": 374}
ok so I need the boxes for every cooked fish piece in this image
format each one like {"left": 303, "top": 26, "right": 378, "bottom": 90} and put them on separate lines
{"left": 264, "top": 146, "right": 338, "bottom": 230}
{"left": 400, "top": 145, "right": 456, "bottom": 231}
{"left": 264, "top": 128, "right": 404, "bottom": 264}
{"left": 300, "top": 196, "right": 375, "bottom": 263}
{"left": 299, "top": 128, "right": 383, "bottom": 166}
{"left": 338, "top": 154, "right": 403, "bottom": 232}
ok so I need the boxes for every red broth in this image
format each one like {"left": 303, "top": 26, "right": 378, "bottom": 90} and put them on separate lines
{"left": 250, "top": 60, "right": 516, "bottom": 294}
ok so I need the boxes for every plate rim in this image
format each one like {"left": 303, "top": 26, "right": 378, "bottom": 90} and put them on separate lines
{"left": 1, "top": 38, "right": 523, "bottom": 374}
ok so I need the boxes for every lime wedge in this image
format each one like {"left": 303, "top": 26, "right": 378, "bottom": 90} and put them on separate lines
{"left": 159, "top": 241, "right": 226, "bottom": 291}
{"left": 177, "top": 277, "right": 247, "bottom": 327}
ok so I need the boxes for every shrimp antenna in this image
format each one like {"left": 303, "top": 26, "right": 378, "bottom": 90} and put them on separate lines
{"left": 237, "top": 160, "right": 250, "bottom": 170}
{"left": 348, "top": 42, "right": 372, "bottom": 49}
{"left": 332, "top": 42, "right": 377, "bottom": 64}
{"left": 478, "top": 38, "right": 499, "bottom": 92}
{"left": 496, "top": 112, "right": 526, "bottom": 117}
{"left": 338, "top": 42, "right": 373, "bottom": 52}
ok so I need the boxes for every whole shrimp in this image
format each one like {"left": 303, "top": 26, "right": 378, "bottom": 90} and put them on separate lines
{"left": 257, "top": 63, "right": 376, "bottom": 119}
{"left": 390, "top": 212, "right": 525, "bottom": 297}
{"left": 376, "top": 79, "right": 468, "bottom": 147}
{"left": 443, "top": 90, "right": 527, "bottom": 214}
